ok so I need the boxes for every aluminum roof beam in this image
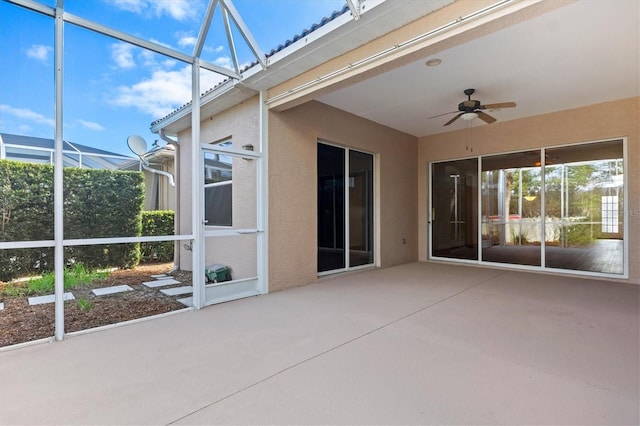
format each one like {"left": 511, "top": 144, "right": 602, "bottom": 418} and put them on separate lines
{"left": 193, "top": 0, "right": 219, "bottom": 58}
{"left": 222, "top": 7, "right": 241, "bottom": 75}
{"left": 220, "top": 0, "right": 267, "bottom": 69}
{"left": 346, "top": 0, "right": 361, "bottom": 21}
{"left": 6, "top": 0, "right": 264, "bottom": 80}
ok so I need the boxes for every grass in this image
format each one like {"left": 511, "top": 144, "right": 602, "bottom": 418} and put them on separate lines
{"left": 76, "top": 297, "right": 94, "bottom": 311}
{"left": 0, "top": 264, "right": 109, "bottom": 298}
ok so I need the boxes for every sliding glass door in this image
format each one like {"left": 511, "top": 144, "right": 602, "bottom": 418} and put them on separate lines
{"left": 481, "top": 151, "right": 542, "bottom": 267}
{"left": 429, "top": 139, "right": 626, "bottom": 278}
{"left": 430, "top": 158, "right": 478, "bottom": 260}
{"left": 543, "top": 141, "right": 624, "bottom": 274}
{"left": 318, "top": 143, "right": 374, "bottom": 274}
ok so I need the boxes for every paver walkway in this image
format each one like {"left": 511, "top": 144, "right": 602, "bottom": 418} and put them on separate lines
{"left": 160, "top": 286, "right": 192, "bottom": 296}
{"left": 91, "top": 285, "right": 133, "bottom": 296}
{"left": 20, "top": 274, "right": 183, "bottom": 307}
{"left": 143, "top": 278, "right": 181, "bottom": 288}
{"left": 28, "top": 292, "right": 75, "bottom": 306}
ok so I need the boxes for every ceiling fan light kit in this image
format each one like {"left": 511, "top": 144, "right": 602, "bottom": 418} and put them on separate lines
{"left": 430, "top": 88, "right": 517, "bottom": 126}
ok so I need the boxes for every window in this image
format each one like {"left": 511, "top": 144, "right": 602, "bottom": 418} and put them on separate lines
{"left": 204, "top": 141, "right": 232, "bottom": 226}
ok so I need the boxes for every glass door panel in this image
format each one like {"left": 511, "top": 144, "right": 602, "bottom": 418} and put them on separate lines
{"left": 431, "top": 158, "right": 478, "bottom": 260}
{"left": 544, "top": 141, "right": 624, "bottom": 274}
{"left": 349, "top": 150, "right": 374, "bottom": 268}
{"left": 481, "top": 151, "right": 542, "bottom": 266}
{"left": 318, "top": 144, "right": 345, "bottom": 272}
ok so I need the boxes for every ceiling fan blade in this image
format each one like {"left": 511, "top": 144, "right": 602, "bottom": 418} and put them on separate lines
{"left": 444, "top": 113, "right": 464, "bottom": 126}
{"left": 482, "top": 102, "right": 516, "bottom": 109}
{"left": 428, "top": 110, "right": 459, "bottom": 119}
{"left": 477, "top": 111, "right": 497, "bottom": 124}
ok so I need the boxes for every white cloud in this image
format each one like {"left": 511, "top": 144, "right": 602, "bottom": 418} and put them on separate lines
{"left": 107, "top": 0, "right": 144, "bottom": 13}
{"left": 111, "top": 65, "right": 226, "bottom": 118}
{"left": 106, "top": 0, "right": 202, "bottom": 21}
{"left": 213, "top": 56, "right": 234, "bottom": 70}
{"left": 162, "top": 59, "right": 177, "bottom": 68}
{"left": 203, "top": 45, "right": 225, "bottom": 55}
{"left": 111, "top": 43, "right": 136, "bottom": 69}
{"left": 78, "top": 119, "right": 105, "bottom": 131}
{"left": 153, "top": 0, "right": 196, "bottom": 21}
{"left": 26, "top": 44, "right": 52, "bottom": 63}
{"left": 0, "top": 104, "right": 55, "bottom": 127}
{"left": 18, "top": 124, "right": 32, "bottom": 134}
{"left": 178, "top": 35, "right": 197, "bottom": 48}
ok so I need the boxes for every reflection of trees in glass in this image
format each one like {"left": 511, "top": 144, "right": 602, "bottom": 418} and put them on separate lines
{"left": 544, "top": 159, "right": 623, "bottom": 246}
{"left": 545, "top": 161, "right": 620, "bottom": 221}
{"left": 545, "top": 163, "right": 599, "bottom": 219}
{"left": 509, "top": 168, "right": 541, "bottom": 218}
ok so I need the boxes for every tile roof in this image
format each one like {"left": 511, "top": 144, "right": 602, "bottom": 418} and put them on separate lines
{"left": 151, "top": 4, "right": 350, "bottom": 127}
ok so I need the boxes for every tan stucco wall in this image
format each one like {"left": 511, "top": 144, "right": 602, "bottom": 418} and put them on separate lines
{"left": 177, "top": 97, "right": 260, "bottom": 277}
{"left": 418, "top": 97, "right": 640, "bottom": 284}
{"left": 268, "top": 101, "right": 418, "bottom": 292}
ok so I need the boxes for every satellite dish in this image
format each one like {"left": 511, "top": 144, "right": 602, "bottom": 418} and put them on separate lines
{"left": 127, "top": 135, "right": 148, "bottom": 157}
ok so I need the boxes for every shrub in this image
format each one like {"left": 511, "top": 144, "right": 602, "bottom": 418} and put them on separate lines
{"left": 140, "top": 210, "right": 174, "bottom": 263}
{"left": 0, "top": 160, "right": 144, "bottom": 281}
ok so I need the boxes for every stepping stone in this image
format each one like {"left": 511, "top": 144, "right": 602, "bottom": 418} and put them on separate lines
{"left": 92, "top": 285, "right": 133, "bottom": 296}
{"left": 0, "top": 302, "right": 4, "bottom": 310}
{"left": 160, "top": 286, "right": 193, "bottom": 296}
{"left": 177, "top": 296, "right": 193, "bottom": 307}
{"left": 151, "top": 274, "right": 168, "bottom": 279}
{"left": 143, "top": 278, "right": 181, "bottom": 288}
{"left": 28, "top": 292, "right": 75, "bottom": 306}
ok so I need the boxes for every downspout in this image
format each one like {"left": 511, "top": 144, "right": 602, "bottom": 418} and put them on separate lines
{"left": 158, "top": 129, "right": 180, "bottom": 270}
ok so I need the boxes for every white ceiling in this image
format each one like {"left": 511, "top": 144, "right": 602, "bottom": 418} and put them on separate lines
{"left": 316, "top": 0, "right": 640, "bottom": 138}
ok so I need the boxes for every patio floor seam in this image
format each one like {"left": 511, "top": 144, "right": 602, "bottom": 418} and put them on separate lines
{"left": 167, "top": 271, "right": 504, "bottom": 425}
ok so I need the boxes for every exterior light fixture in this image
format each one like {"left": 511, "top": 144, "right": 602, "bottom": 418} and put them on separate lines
{"left": 242, "top": 144, "right": 255, "bottom": 161}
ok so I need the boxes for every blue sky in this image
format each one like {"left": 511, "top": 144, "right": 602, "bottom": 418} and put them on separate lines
{"left": 0, "top": 0, "right": 346, "bottom": 156}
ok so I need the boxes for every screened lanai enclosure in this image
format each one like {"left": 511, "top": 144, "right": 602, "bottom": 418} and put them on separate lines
{"left": 1, "top": 0, "right": 637, "bottom": 348}
{"left": 0, "top": 0, "right": 280, "bottom": 345}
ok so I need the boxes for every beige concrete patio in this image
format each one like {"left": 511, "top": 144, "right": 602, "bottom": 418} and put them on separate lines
{"left": 0, "top": 262, "right": 638, "bottom": 425}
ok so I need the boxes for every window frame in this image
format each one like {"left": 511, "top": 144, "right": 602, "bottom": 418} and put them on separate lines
{"left": 204, "top": 140, "right": 233, "bottom": 228}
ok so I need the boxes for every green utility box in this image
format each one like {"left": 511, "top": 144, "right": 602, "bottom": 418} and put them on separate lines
{"left": 205, "top": 264, "right": 231, "bottom": 283}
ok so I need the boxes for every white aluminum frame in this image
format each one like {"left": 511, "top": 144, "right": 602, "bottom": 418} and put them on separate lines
{"left": 200, "top": 141, "right": 265, "bottom": 305}
{"left": 1, "top": 0, "right": 267, "bottom": 342}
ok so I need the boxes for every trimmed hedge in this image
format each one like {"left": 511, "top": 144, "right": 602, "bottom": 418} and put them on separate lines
{"left": 140, "top": 210, "right": 174, "bottom": 263}
{"left": 0, "top": 161, "right": 54, "bottom": 280}
{"left": 0, "top": 160, "right": 145, "bottom": 281}
{"left": 63, "top": 168, "right": 144, "bottom": 270}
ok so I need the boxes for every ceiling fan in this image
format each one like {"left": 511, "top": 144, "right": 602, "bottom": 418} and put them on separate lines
{"left": 430, "top": 88, "right": 516, "bottom": 126}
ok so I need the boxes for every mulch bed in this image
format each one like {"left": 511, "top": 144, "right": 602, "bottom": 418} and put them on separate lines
{"left": 0, "top": 263, "right": 193, "bottom": 348}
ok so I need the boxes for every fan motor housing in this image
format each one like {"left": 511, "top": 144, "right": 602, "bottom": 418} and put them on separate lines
{"left": 459, "top": 99, "right": 481, "bottom": 112}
